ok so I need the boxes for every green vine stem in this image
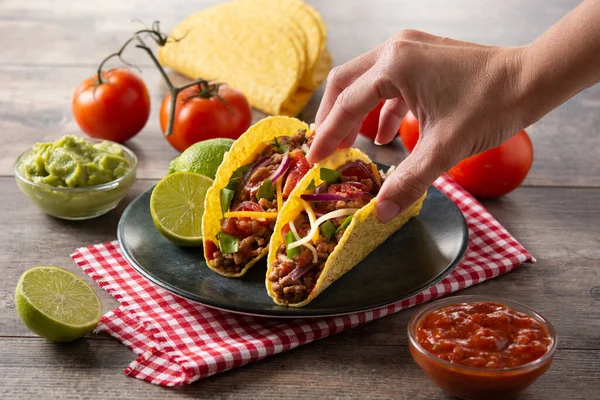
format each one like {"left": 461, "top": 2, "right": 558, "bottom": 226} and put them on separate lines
{"left": 95, "top": 21, "right": 209, "bottom": 138}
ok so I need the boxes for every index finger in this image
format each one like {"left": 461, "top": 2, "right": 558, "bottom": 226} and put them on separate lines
{"left": 315, "top": 48, "right": 380, "bottom": 128}
{"left": 308, "top": 65, "right": 393, "bottom": 162}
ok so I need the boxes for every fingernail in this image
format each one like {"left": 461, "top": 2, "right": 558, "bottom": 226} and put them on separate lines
{"left": 376, "top": 200, "right": 400, "bottom": 223}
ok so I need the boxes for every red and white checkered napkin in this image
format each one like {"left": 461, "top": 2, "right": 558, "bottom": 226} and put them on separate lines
{"left": 71, "top": 174, "right": 534, "bottom": 387}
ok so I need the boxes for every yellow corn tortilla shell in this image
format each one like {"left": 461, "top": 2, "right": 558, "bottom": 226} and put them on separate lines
{"left": 266, "top": 148, "right": 427, "bottom": 307}
{"left": 243, "top": 0, "right": 327, "bottom": 90}
{"left": 202, "top": 116, "right": 311, "bottom": 278}
{"left": 281, "top": 50, "right": 332, "bottom": 116}
{"left": 158, "top": 3, "right": 304, "bottom": 115}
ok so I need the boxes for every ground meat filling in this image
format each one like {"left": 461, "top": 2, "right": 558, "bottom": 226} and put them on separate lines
{"left": 268, "top": 213, "right": 347, "bottom": 304}
{"left": 213, "top": 130, "right": 311, "bottom": 272}
{"left": 268, "top": 161, "right": 386, "bottom": 303}
{"left": 213, "top": 219, "right": 275, "bottom": 274}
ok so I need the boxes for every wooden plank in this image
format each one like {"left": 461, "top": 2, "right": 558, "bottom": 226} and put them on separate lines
{"left": 0, "top": 0, "right": 577, "bottom": 66}
{"left": 0, "top": 337, "right": 597, "bottom": 399}
{"left": 1, "top": 1, "right": 599, "bottom": 186}
{"left": 2, "top": 177, "right": 599, "bottom": 350}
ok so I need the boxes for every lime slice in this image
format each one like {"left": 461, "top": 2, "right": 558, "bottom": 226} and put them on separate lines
{"left": 15, "top": 266, "right": 102, "bottom": 342}
{"left": 150, "top": 172, "right": 213, "bottom": 246}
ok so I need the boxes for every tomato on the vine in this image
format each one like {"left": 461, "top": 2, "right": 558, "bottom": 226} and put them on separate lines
{"left": 398, "top": 112, "right": 534, "bottom": 198}
{"left": 72, "top": 68, "right": 150, "bottom": 143}
{"left": 160, "top": 82, "right": 252, "bottom": 152}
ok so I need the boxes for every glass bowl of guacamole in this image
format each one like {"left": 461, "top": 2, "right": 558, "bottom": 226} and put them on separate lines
{"left": 14, "top": 135, "right": 137, "bottom": 220}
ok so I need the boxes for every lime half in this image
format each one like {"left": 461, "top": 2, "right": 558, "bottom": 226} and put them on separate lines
{"left": 150, "top": 172, "right": 213, "bottom": 246}
{"left": 15, "top": 266, "right": 102, "bottom": 342}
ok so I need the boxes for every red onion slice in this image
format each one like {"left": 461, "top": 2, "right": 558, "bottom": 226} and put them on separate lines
{"left": 300, "top": 192, "right": 374, "bottom": 202}
{"left": 288, "top": 264, "right": 315, "bottom": 281}
{"left": 337, "top": 161, "right": 381, "bottom": 191}
{"left": 245, "top": 156, "right": 271, "bottom": 181}
{"left": 268, "top": 152, "right": 290, "bottom": 182}
{"left": 315, "top": 181, "right": 328, "bottom": 194}
{"left": 232, "top": 155, "right": 272, "bottom": 204}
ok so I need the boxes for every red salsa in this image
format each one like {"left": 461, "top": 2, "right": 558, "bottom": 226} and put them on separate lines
{"left": 416, "top": 301, "right": 552, "bottom": 369}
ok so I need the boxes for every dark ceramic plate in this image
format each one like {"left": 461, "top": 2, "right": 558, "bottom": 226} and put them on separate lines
{"left": 118, "top": 170, "right": 468, "bottom": 318}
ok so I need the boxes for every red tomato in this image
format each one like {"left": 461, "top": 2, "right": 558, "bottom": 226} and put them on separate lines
{"left": 72, "top": 68, "right": 150, "bottom": 143}
{"left": 160, "top": 83, "right": 252, "bottom": 152}
{"left": 221, "top": 201, "right": 268, "bottom": 237}
{"left": 340, "top": 162, "right": 371, "bottom": 180}
{"left": 233, "top": 201, "right": 263, "bottom": 212}
{"left": 359, "top": 100, "right": 403, "bottom": 141}
{"left": 449, "top": 130, "right": 534, "bottom": 198}
{"left": 282, "top": 151, "right": 311, "bottom": 198}
{"left": 399, "top": 111, "right": 534, "bottom": 197}
{"left": 281, "top": 223, "right": 291, "bottom": 240}
{"left": 204, "top": 240, "right": 218, "bottom": 260}
{"left": 359, "top": 100, "right": 385, "bottom": 140}
{"left": 399, "top": 110, "right": 419, "bottom": 152}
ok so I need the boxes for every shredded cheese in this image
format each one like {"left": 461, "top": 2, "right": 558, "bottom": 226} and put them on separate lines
{"left": 224, "top": 211, "right": 279, "bottom": 219}
{"left": 287, "top": 208, "right": 359, "bottom": 250}
{"left": 299, "top": 198, "right": 320, "bottom": 242}
{"left": 276, "top": 177, "right": 283, "bottom": 211}
{"left": 371, "top": 163, "right": 382, "bottom": 186}
{"left": 289, "top": 220, "right": 318, "bottom": 263}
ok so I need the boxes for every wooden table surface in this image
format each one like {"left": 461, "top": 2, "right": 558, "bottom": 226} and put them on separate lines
{"left": 1, "top": 0, "right": 599, "bottom": 398}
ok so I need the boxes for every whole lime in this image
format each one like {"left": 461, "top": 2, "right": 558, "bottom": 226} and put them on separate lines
{"left": 168, "top": 138, "right": 234, "bottom": 179}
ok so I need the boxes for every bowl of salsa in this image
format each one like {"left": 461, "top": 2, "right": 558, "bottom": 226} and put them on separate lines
{"left": 408, "top": 295, "right": 556, "bottom": 400}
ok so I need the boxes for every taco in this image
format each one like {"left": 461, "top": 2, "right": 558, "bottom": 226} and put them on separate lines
{"left": 202, "top": 116, "right": 315, "bottom": 277}
{"left": 265, "top": 148, "right": 427, "bottom": 307}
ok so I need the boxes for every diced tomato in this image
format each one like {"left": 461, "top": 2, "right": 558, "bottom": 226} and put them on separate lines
{"left": 283, "top": 151, "right": 311, "bottom": 198}
{"left": 340, "top": 162, "right": 371, "bottom": 180}
{"left": 233, "top": 201, "right": 264, "bottom": 212}
{"left": 281, "top": 223, "right": 291, "bottom": 241}
{"left": 221, "top": 201, "right": 268, "bottom": 238}
{"left": 204, "top": 240, "right": 218, "bottom": 260}
{"left": 296, "top": 249, "right": 313, "bottom": 268}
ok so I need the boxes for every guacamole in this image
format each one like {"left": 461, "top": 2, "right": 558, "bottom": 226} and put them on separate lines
{"left": 19, "top": 135, "right": 131, "bottom": 188}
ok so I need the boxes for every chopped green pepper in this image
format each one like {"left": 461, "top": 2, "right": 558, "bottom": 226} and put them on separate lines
{"left": 306, "top": 179, "right": 316, "bottom": 190}
{"left": 220, "top": 187, "right": 235, "bottom": 216}
{"left": 226, "top": 163, "right": 253, "bottom": 191}
{"left": 320, "top": 220, "right": 336, "bottom": 240}
{"left": 320, "top": 168, "right": 341, "bottom": 184}
{"left": 273, "top": 137, "right": 288, "bottom": 153}
{"left": 256, "top": 179, "right": 275, "bottom": 201}
{"left": 336, "top": 215, "right": 353, "bottom": 233}
{"left": 285, "top": 230, "right": 300, "bottom": 259}
{"left": 217, "top": 232, "right": 239, "bottom": 254}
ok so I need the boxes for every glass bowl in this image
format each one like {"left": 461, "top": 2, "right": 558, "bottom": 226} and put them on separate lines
{"left": 14, "top": 139, "right": 137, "bottom": 220}
{"left": 408, "top": 295, "right": 557, "bottom": 400}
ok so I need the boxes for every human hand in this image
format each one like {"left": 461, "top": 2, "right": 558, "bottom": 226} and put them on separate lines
{"left": 307, "top": 30, "right": 527, "bottom": 222}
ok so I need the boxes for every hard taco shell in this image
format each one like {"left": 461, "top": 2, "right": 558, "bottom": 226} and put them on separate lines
{"left": 266, "top": 148, "right": 427, "bottom": 307}
{"left": 202, "top": 116, "right": 311, "bottom": 278}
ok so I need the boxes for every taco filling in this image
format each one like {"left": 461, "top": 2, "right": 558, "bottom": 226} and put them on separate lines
{"left": 267, "top": 160, "right": 384, "bottom": 304}
{"left": 205, "top": 130, "right": 313, "bottom": 274}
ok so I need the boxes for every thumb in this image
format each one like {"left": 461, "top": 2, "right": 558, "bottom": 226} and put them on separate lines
{"left": 375, "top": 135, "right": 457, "bottom": 223}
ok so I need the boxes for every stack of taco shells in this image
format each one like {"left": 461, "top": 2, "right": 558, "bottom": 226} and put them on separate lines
{"left": 158, "top": 0, "right": 331, "bottom": 116}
